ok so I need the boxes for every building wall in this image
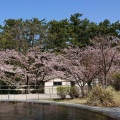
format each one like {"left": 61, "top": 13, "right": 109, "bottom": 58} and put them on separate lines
{"left": 44, "top": 78, "right": 71, "bottom": 94}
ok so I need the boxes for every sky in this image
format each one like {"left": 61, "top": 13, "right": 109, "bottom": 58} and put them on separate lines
{"left": 0, "top": 0, "right": 120, "bottom": 25}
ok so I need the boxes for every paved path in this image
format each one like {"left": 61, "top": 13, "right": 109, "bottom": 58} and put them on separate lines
{"left": 0, "top": 93, "right": 60, "bottom": 100}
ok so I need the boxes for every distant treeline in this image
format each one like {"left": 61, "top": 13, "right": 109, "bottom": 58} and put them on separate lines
{"left": 0, "top": 13, "right": 120, "bottom": 52}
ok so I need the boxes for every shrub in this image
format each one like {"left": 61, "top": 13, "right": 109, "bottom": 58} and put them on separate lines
{"left": 67, "top": 87, "right": 80, "bottom": 99}
{"left": 87, "top": 86, "right": 118, "bottom": 107}
{"left": 110, "top": 73, "right": 120, "bottom": 91}
{"left": 57, "top": 86, "right": 68, "bottom": 100}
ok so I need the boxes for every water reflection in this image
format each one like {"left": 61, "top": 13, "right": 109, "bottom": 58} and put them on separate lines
{"left": 0, "top": 102, "right": 116, "bottom": 120}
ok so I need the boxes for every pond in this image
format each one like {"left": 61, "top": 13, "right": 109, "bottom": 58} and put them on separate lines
{"left": 0, "top": 101, "right": 119, "bottom": 120}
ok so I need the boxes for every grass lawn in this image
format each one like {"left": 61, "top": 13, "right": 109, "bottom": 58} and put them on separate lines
{"left": 51, "top": 98, "right": 87, "bottom": 104}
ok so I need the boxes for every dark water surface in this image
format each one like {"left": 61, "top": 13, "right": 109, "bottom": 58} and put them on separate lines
{"left": 0, "top": 101, "right": 117, "bottom": 120}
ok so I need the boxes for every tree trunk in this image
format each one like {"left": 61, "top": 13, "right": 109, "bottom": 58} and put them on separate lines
{"left": 25, "top": 75, "right": 29, "bottom": 94}
{"left": 80, "top": 86, "right": 85, "bottom": 98}
{"left": 87, "top": 82, "right": 92, "bottom": 92}
{"left": 103, "top": 72, "right": 107, "bottom": 89}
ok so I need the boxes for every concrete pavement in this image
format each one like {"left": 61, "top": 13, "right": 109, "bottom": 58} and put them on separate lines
{"left": 0, "top": 93, "right": 60, "bottom": 100}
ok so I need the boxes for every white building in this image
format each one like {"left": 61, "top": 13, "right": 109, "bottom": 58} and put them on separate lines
{"left": 43, "top": 77, "right": 75, "bottom": 94}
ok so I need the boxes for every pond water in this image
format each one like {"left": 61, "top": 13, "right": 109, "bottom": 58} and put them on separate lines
{"left": 0, "top": 101, "right": 117, "bottom": 120}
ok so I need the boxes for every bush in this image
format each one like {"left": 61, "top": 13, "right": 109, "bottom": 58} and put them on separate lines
{"left": 110, "top": 73, "right": 120, "bottom": 91}
{"left": 87, "top": 86, "right": 118, "bottom": 107}
{"left": 67, "top": 87, "right": 80, "bottom": 99}
{"left": 57, "top": 86, "right": 68, "bottom": 100}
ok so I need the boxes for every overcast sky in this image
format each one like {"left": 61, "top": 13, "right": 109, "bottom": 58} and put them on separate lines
{"left": 0, "top": 0, "right": 120, "bottom": 25}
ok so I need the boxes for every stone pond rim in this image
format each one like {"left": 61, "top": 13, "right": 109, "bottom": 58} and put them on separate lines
{"left": 0, "top": 99, "right": 120, "bottom": 120}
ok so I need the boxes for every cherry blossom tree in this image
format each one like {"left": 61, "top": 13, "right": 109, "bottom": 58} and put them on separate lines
{"left": 0, "top": 35, "right": 119, "bottom": 95}
{"left": 47, "top": 47, "right": 101, "bottom": 97}
{"left": 24, "top": 49, "right": 54, "bottom": 88}
{"left": 51, "top": 36, "right": 120, "bottom": 97}
{"left": 59, "top": 47, "right": 102, "bottom": 97}
{"left": 91, "top": 35, "right": 120, "bottom": 88}
{"left": 0, "top": 48, "right": 56, "bottom": 92}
